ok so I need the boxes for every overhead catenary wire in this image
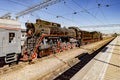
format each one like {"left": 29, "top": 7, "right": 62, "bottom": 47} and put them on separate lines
{"left": 2, "top": 0, "right": 120, "bottom": 33}
{"left": 6, "top": 0, "right": 120, "bottom": 14}
{"left": 63, "top": 0, "right": 111, "bottom": 26}
{"left": 34, "top": 0, "right": 120, "bottom": 29}
{"left": 5, "top": 0, "right": 75, "bottom": 26}
{"left": 5, "top": 0, "right": 76, "bottom": 26}
{"left": 72, "top": 0, "right": 105, "bottom": 25}
{"left": 4, "top": 0, "right": 80, "bottom": 27}
{"left": 6, "top": 0, "right": 63, "bottom": 18}
{"left": 72, "top": 0, "right": 120, "bottom": 24}
{"left": 2, "top": 0, "right": 119, "bottom": 34}
{"left": 0, "top": 8, "right": 18, "bottom": 12}
{"left": 16, "top": 0, "right": 64, "bottom": 18}
{"left": 5, "top": 0, "right": 56, "bottom": 20}
{"left": 62, "top": 0, "right": 90, "bottom": 26}
{"left": 6, "top": 0, "right": 29, "bottom": 7}
{"left": 95, "top": 0, "right": 109, "bottom": 24}
{"left": 63, "top": 0, "right": 99, "bottom": 26}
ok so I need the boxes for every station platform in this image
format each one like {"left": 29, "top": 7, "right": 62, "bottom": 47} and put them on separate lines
{"left": 71, "top": 36, "right": 120, "bottom": 80}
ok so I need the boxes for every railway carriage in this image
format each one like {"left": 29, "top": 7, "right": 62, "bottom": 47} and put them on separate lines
{"left": 0, "top": 19, "right": 21, "bottom": 67}
{"left": 92, "top": 31, "right": 102, "bottom": 41}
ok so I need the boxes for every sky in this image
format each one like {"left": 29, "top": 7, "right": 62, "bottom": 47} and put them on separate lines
{"left": 0, "top": 0, "right": 120, "bottom": 34}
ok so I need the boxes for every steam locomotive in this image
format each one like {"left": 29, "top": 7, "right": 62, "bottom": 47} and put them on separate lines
{"left": 21, "top": 19, "right": 102, "bottom": 61}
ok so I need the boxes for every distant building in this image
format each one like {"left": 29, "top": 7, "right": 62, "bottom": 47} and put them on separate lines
{"left": 21, "top": 29, "right": 26, "bottom": 46}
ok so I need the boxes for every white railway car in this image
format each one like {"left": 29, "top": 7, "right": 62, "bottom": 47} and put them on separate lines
{"left": 0, "top": 19, "right": 21, "bottom": 67}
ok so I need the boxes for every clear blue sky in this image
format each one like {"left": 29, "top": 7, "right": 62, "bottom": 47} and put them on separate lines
{"left": 0, "top": 0, "right": 120, "bottom": 34}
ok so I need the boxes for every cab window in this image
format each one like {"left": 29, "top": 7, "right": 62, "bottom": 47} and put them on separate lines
{"left": 9, "top": 33, "right": 15, "bottom": 43}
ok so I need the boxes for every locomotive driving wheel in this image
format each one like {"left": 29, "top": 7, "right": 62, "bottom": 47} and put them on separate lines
{"left": 37, "top": 50, "right": 44, "bottom": 58}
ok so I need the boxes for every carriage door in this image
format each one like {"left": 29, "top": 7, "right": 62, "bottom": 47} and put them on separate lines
{"left": 5, "top": 32, "right": 17, "bottom": 63}
{"left": 0, "top": 32, "right": 6, "bottom": 57}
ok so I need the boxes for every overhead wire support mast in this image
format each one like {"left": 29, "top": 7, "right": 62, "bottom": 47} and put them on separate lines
{"left": 16, "top": 0, "right": 64, "bottom": 19}
{"left": 0, "top": 13, "right": 11, "bottom": 19}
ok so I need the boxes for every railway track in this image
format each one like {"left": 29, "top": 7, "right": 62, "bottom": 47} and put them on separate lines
{"left": 54, "top": 38, "right": 114, "bottom": 80}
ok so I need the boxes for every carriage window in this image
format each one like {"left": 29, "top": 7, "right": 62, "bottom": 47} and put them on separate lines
{"left": 9, "top": 33, "right": 15, "bottom": 43}
{"left": 22, "top": 34, "right": 24, "bottom": 37}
